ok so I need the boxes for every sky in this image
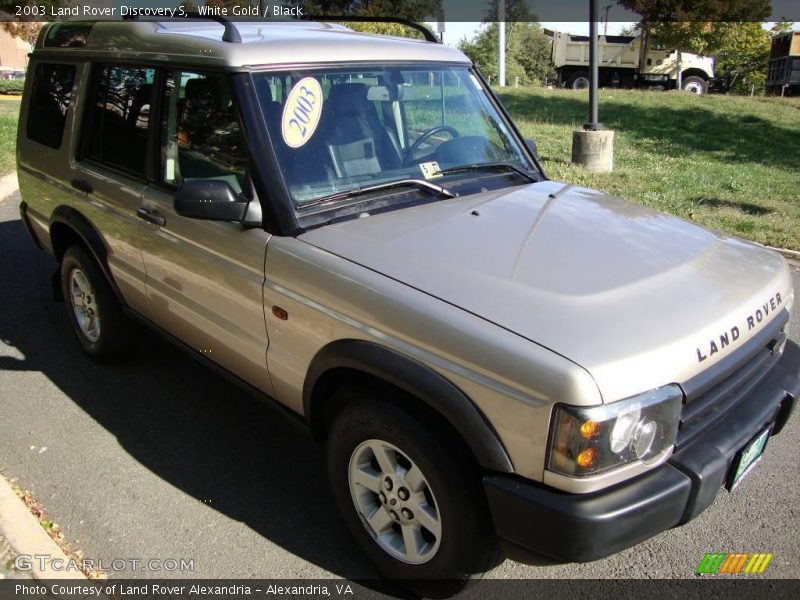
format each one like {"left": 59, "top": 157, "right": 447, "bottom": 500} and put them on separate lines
{"left": 431, "top": 21, "right": 636, "bottom": 47}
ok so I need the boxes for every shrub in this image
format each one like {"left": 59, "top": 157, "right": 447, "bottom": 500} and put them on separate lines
{"left": 0, "top": 80, "right": 24, "bottom": 95}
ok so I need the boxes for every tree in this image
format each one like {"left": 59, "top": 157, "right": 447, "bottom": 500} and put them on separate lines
{"left": 483, "top": 0, "right": 536, "bottom": 22}
{"left": 709, "top": 21, "right": 771, "bottom": 93}
{"left": 616, "top": 1, "right": 771, "bottom": 24}
{"left": 458, "top": 21, "right": 554, "bottom": 85}
{"left": 617, "top": 0, "right": 773, "bottom": 93}
{"left": 0, "top": 1, "right": 64, "bottom": 45}
{"left": 304, "top": 0, "right": 441, "bottom": 38}
{"left": 770, "top": 19, "right": 794, "bottom": 35}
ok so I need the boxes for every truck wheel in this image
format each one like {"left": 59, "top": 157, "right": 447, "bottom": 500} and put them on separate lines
{"left": 327, "top": 393, "right": 501, "bottom": 597}
{"left": 681, "top": 76, "right": 707, "bottom": 95}
{"left": 566, "top": 71, "right": 590, "bottom": 90}
{"left": 60, "top": 245, "right": 129, "bottom": 360}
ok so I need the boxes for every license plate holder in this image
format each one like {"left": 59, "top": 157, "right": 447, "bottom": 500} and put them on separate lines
{"left": 727, "top": 426, "right": 771, "bottom": 491}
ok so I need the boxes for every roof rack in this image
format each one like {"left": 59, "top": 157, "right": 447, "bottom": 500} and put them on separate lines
{"left": 125, "top": 13, "right": 438, "bottom": 45}
{"left": 302, "top": 15, "right": 440, "bottom": 43}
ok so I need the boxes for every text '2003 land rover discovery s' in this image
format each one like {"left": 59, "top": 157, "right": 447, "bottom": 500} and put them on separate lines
{"left": 17, "top": 19, "right": 800, "bottom": 595}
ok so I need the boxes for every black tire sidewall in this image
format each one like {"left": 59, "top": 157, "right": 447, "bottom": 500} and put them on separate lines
{"left": 60, "top": 246, "right": 126, "bottom": 359}
{"left": 682, "top": 76, "right": 707, "bottom": 94}
{"left": 327, "top": 396, "right": 500, "bottom": 592}
{"left": 567, "top": 72, "right": 590, "bottom": 89}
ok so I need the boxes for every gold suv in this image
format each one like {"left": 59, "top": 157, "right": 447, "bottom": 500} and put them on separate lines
{"left": 17, "top": 19, "right": 800, "bottom": 596}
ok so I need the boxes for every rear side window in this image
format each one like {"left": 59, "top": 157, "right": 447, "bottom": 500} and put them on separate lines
{"left": 84, "top": 65, "right": 155, "bottom": 176}
{"left": 26, "top": 63, "right": 76, "bottom": 149}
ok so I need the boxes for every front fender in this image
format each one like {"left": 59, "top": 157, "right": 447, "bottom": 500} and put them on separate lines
{"left": 304, "top": 339, "right": 514, "bottom": 473}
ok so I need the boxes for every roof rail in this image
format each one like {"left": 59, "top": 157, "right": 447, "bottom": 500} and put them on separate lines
{"left": 123, "top": 11, "right": 242, "bottom": 43}
{"left": 302, "top": 15, "right": 440, "bottom": 43}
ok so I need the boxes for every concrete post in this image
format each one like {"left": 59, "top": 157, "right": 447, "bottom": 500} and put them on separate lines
{"left": 572, "top": 129, "right": 615, "bottom": 172}
{"left": 572, "top": 0, "right": 615, "bottom": 172}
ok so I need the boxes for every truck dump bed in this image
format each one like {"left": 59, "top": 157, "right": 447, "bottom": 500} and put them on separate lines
{"left": 766, "top": 31, "right": 800, "bottom": 92}
{"left": 551, "top": 32, "right": 639, "bottom": 69}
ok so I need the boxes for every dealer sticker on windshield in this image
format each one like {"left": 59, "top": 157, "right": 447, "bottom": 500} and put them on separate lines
{"left": 419, "top": 161, "right": 443, "bottom": 179}
{"left": 281, "top": 77, "right": 324, "bottom": 149}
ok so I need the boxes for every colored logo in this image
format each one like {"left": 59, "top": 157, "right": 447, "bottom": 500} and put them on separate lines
{"left": 696, "top": 552, "right": 773, "bottom": 574}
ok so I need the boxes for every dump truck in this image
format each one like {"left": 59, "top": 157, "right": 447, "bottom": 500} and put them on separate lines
{"left": 766, "top": 31, "right": 800, "bottom": 95}
{"left": 550, "top": 30, "right": 715, "bottom": 94}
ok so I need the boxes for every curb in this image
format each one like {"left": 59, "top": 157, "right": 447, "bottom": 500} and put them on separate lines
{"left": 0, "top": 473, "right": 87, "bottom": 580}
{"left": 764, "top": 245, "right": 800, "bottom": 262}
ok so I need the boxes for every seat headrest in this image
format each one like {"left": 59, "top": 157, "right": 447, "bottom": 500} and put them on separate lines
{"left": 327, "top": 83, "right": 371, "bottom": 114}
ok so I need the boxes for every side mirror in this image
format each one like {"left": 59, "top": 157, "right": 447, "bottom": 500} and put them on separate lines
{"left": 524, "top": 138, "right": 540, "bottom": 160}
{"left": 174, "top": 179, "right": 249, "bottom": 222}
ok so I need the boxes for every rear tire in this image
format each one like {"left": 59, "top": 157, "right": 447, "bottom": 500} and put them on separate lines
{"left": 681, "top": 76, "right": 707, "bottom": 95}
{"left": 326, "top": 390, "right": 502, "bottom": 597}
{"left": 60, "top": 245, "right": 130, "bottom": 360}
{"left": 566, "top": 71, "right": 590, "bottom": 90}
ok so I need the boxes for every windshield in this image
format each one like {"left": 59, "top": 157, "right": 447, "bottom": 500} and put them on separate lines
{"left": 252, "top": 64, "right": 537, "bottom": 212}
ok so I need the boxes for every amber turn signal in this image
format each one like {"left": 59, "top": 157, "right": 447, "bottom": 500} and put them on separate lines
{"left": 579, "top": 420, "right": 600, "bottom": 439}
{"left": 576, "top": 447, "right": 599, "bottom": 469}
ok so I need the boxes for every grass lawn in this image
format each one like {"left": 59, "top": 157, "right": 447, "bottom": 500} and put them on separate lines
{"left": 499, "top": 88, "right": 800, "bottom": 250}
{"left": 0, "top": 98, "right": 20, "bottom": 176}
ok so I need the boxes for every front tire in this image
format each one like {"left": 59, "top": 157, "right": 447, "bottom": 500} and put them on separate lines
{"left": 60, "top": 245, "right": 130, "bottom": 360}
{"left": 327, "top": 392, "right": 501, "bottom": 597}
{"left": 681, "top": 76, "right": 708, "bottom": 95}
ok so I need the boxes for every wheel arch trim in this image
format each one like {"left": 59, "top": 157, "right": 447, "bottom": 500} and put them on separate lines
{"left": 49, "top": 205, "right": 125, "bottom": 304}
{"left": 303, "top": 339, "right": 514, "bottom": 473}
{"left": 681, "top": 69, "right": 711, "bottom": 83}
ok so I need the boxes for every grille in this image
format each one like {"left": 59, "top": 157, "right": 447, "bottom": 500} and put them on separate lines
{"left": 675, "top": 312, "right": 788, "bottom": 451}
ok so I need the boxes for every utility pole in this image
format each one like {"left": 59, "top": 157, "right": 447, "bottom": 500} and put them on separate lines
{"left": 571, "top": 0, "right": 614, "bottom": 172}
{"left": 498, "top": 0, "right": 506, "bottom": 87}
{"left": 586, "top": 0, "right": 601, "bottom": 130}
{"left": 603, "top": 4, "right": 612, "bottom": 36}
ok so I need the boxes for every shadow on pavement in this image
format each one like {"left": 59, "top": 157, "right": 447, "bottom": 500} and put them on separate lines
{"left": 0, "top": 214, "right": 393, "bottom": 586}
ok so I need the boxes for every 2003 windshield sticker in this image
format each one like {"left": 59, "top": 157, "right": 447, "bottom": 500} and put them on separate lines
{"left": 281, "top": 77, "right": 324, "bottom": 149}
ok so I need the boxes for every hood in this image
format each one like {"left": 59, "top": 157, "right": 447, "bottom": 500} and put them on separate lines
{"left": 299, "top": 181, "right": 794, "bottom": 402}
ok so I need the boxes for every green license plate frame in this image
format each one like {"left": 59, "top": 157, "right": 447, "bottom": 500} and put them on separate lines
{"left": 727, "top": 426, "right": 771, "bottom": 491}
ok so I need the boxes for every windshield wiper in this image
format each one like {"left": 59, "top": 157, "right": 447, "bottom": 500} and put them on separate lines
{"left": 438, "top": 162, "right": 538, "bottom": 183}
{"left": 301, "top": 178, "right": 456, "bottom": 209}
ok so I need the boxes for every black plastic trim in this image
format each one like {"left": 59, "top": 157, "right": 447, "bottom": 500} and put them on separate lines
{"left": 484, "top": 466, "right": 691, "bottom": 562}
{"left": 670, "top": 339, "right": 799, "bottom": 522}
{"left": 18, "top": 201, "right": 44, "bottom": 251}
{"left": 484, "top": 340, "right": 800, "bottom": 562}
{"left": 303, "top": 339, "right": 514, "bottom": 473}
{"left": 233, "top": 73, "right": 301, "bottom": 235}
{"left": 49, "top": 205, "right": 125, "bottom": 304}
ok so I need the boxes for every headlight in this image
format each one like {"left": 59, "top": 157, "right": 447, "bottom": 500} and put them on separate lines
{"left": 548, "top": 385, "right": 683, "bottom": 477}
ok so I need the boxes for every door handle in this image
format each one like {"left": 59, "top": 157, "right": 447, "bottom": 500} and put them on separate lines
{"left": 70, "top": 179, "right": 93, "bottom": 194}
{"left": 136, "top": 208, "right": 166, "bottom": 226}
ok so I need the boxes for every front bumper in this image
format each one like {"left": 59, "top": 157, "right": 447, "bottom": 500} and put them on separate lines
{"left": 484, "top": 340, "right": 800, "bottom": 563}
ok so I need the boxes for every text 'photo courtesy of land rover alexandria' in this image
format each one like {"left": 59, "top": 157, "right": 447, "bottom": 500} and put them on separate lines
{"left": 16, "top": 18, "right": 800, "bottom": 597}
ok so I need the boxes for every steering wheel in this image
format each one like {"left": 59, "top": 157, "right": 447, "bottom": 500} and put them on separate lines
{"left": 402, "top": 126, "right": 460, "bottom": 167}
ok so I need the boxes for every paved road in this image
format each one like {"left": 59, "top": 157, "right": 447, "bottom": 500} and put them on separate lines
{"left": 1, "top": 191, "right": 798, "bottom": 583}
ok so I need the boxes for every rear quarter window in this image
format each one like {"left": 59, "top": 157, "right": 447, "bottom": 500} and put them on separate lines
{"left": 26, "top": 63, "right": 77, "bottom": 149}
